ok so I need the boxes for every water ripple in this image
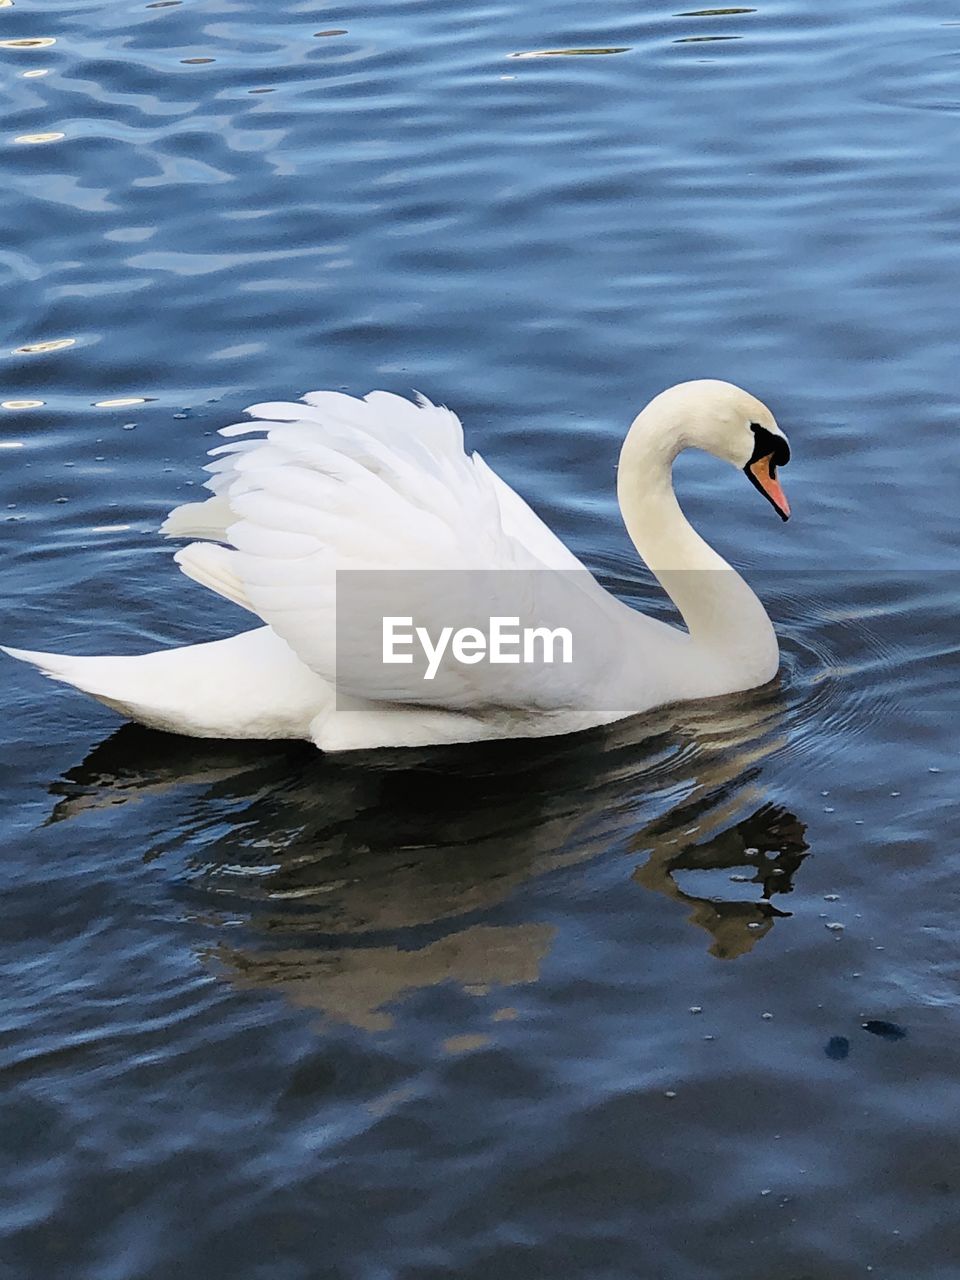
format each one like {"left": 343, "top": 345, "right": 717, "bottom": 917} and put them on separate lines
{"left": 1, "top": 0, "right": 959, "bottom": 1275}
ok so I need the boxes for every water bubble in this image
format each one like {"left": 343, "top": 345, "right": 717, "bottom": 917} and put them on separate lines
{"left": 825, "top": 922, "right": 844, "bottom": 932}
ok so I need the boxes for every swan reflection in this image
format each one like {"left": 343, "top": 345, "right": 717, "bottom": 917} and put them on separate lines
{"left": 633, "top": 801, "right": 808, "bottom": 959}
{"left": 48, "top": 688, "right": 808, "bottom": 1027}
{"left": 217, "top": 923, "right": 555, "bottom": 1032}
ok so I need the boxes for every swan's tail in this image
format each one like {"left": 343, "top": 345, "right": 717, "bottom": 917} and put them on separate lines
{"left": 1, "top": 644, "right": 125, "bottom": 700}
{"left": 1, "top": 642, "right": 203, "bottom": 729}
{"left": 1, "top": 629, "right": 331, "bottom": 739}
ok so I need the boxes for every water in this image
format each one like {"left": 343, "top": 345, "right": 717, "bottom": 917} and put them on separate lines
{"left": 1, "top": 1, "right": 958, "bottom": 1276}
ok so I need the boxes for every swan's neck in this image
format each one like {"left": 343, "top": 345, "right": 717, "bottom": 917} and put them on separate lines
{"left": 617, "top": 410, "right": 778, "bottom": 676}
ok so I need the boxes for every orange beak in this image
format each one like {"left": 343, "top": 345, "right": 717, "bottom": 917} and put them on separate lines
{"left": 747, "top": 453, "right": 790, "bottom": 521}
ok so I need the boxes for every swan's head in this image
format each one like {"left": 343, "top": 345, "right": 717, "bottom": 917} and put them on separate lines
{"left": 640, "top": 379, "right": 791, "bottom": 521}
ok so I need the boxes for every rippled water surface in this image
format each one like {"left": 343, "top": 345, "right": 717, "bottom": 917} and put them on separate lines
{"left": 2, "top": 1, "right": 959, "bottom": 1277}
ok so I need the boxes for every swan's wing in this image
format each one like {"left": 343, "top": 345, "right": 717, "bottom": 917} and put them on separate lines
{"left": 164, "top": 391, "right": 624, "bottom": 712}
{"left": 162, "top": 392, "right": 584, "bottom": 569}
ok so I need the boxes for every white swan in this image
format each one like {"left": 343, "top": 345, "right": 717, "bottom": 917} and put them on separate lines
{"left": 2, "top": 379, "right": 791, "bottom": 751}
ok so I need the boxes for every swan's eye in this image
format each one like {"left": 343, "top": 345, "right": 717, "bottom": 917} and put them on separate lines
{"left": 749, "top": 422, "right": 789, "bottom": 468}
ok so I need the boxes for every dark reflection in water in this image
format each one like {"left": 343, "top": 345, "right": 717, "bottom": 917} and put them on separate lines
{"left": 673, "top": 34, "right": 743, "bottom": 43}
{"left": 48, "top": 687, "right": 808, "bottom": 1025}
{"left": 634, "top": 801, "right": 809, "bottom": 959}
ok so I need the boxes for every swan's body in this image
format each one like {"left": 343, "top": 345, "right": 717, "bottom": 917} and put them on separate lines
{"left": 3, "top": 380, "right": 791, "bottom": 751}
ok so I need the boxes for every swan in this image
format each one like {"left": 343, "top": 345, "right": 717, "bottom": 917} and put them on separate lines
{"left": 2, "top": 379, "right": 791, "bottom": 751}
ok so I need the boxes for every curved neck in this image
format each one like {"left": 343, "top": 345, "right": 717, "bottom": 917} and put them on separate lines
{"left": 617, "top": 408, "right": 777, "bottom": 670}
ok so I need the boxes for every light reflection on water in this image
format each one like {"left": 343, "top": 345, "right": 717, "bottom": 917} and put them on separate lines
{"left": 0, "top": 37, "right": 57, "bottom": 49}
{"left": 12, "top": 131, "right": 66, "bottom": 144}
{"left": 509, "top": 48, "right": 633, "bottom": 58}
{"left": 12, "top": 337, "right": 75, "bottom": 354}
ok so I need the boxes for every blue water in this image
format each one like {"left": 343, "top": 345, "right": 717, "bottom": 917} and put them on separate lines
{"left": 1, "top": 2, "right": 959, "bottom": 1276}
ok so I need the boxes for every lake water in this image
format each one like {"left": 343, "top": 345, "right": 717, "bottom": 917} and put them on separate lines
{"left": 1, "top": 1, "right": 959, "bottom": 1276}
